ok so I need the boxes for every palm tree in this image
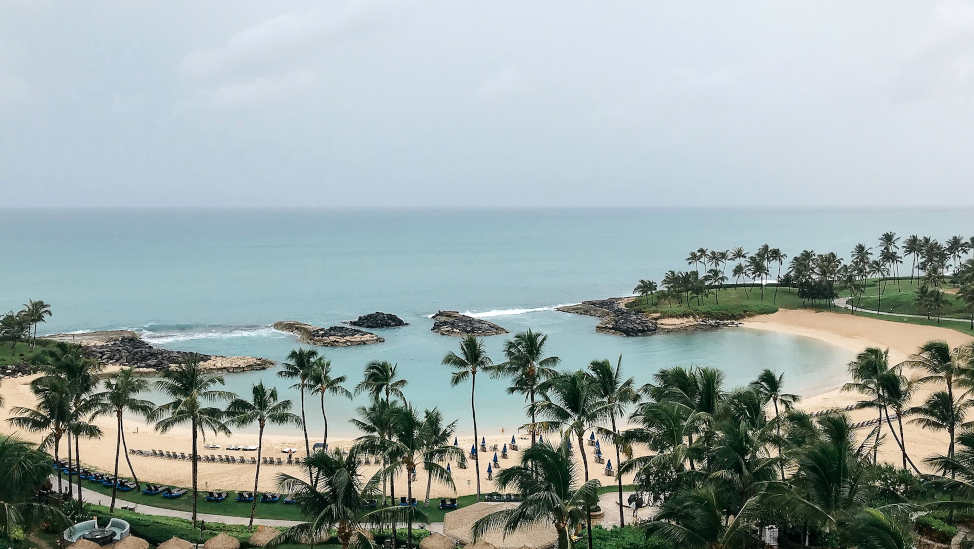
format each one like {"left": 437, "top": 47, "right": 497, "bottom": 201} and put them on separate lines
{"left": 350, "top": 399, "right": 400, "bottom": 536}
{"left": 279, "top": 347, "right": 318, "bottom": 480}
{"left": 419, "top": 408, "right": 465, "bottom": 503}
{"left": 7, "top": 377, "right": 71, "bottom": 496}
{"left": 362, "top": 405, "right": 451, "bottom": 547}
{"left": 472, "top": 442, "right": 600, "bottom": 549}
{"left": 355, "top": 359, "right": 408, "bottom": 510}
{"left": 587, "top": 356, "right": 637, "bottom": 527}
{"left": 33, "top": 343, "right": 102, "bottom": 502}
{"left": 704, "top": 269, "right": 726, "bottom": 303}
{"left": 644, "top": 484, "right": 758, "bottom": 549}
{"left": 876, "top": 368, "right": 919, "bottom": 473}
{"left": 442, "top": 336, "right": 497, "bottom": 502}
{"left": 91, "top": 367, "right": 154, "bottom": 511}
{"left": 529, "top": 370, "right": 611, "bottom": 549}
{"left": 843, "top": 348, "right": 889, "bottom": 464}
{"left": 0, "top": 435, "right": 67, "bottom": 539}
{"left": 843, "top": 508, "right": 913, "bottom": 549}
{"left": 226, "top": 382, "right": 301, "bottom": 527}
{"left": 20, "top": 299, "right": 51, "bottom": 348}
{"left": 908, "top": 391, "right": 974, "bottom": 476}
{"left": 498, "top": 330, "right": 560, "bottom": 447}
{"left": 633, "top": 279, "right": 658, "bottom": 299}
{"left": 906, "top": 341, "right": 967, "bottom": 462}
{"left": 308, "top": 357, "right": 352, "bottom": 450}
{"left": 150, "top": 360, "right": 234, "bottom": 522}
{"left": 904, "top": 234, "right": 921, "bottom": 284}
{"left": 750, "top": 369, "right": 798, "bottom": 479}
{"left": 275, "top": 448, "right": 378, "bottom": 549}
{"left": 768, "top": 248, "right": 786, "bottom": 303}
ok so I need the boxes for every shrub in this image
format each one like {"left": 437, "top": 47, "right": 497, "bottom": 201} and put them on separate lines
{"left": 87, "top": 504, "right": 253, "bottom": 545}
{"left": 916, "top": 514, "right": 957, "bottom": 544}
{"left": 574, "top": 526, "right": 673, "bottom": 549}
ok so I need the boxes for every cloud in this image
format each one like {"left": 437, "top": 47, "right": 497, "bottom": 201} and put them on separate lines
{"left": 0, "top": 71, "right": 29, "bottom": 109}
{"left": 894, "top": 0, "right": 974, "bottom": 102}
{"left": 199, "top": 69, "right": 316, "bottom": 108}
{"left": 476, "top": 67, "right": 526, "bottom": 100}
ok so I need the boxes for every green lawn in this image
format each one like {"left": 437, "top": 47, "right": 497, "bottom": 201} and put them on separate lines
{"left": 849, "top": 281, "right": 969, "bottom": 317}
{"left": 0, "top": 339, "right": 59, "bottom": 367}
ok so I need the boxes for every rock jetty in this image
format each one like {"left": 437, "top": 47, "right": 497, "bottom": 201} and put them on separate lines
{"left": 348, "top": 312, "right": 407, "bottom": 329}
{"left": 556, "top": 298, "right": 740, "bottom": 335}
{"left": 273, "top": 321, "right": 384, "bottom": 346}
{"left": 430, "top": 311, "right": 508, "bottom": 337}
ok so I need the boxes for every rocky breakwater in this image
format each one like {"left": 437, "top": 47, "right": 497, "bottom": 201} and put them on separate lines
{"left": 556, "top": 299, "right": 657, "bottom": 336}
{"left": 44, "top": 331, "right": 273, "bottom": 375}
{"left": 273, "top": 321, "right": 383, "bottom": 346}
{"left": 348, "top": 312, "right": 407, "bottom": 329}
{"left": 430, "top": 311, "right": 508, "bottom": 337}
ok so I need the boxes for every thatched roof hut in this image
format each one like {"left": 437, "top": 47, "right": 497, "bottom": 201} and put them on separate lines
{"left": 466, "top": 541, "right": 498, "bottom": 549}
{"left": 156, "top": 537, "right": 194, "bottom": 549}
{"left": 419, "top": 532, "right": 456, "bottom": 549}
{"left": 203, "top": 532, "right": 241, "bottom": 549}
{"left": 111, "top": 536, "right": 149, "bottom": 549}
{"left": 248, "top": 525, "right": 280, "bottom": 547}
{"left": 66, "top": 540, "right": 100, "bottom": 549}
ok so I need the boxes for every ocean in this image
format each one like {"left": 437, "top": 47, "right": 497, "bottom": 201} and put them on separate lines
{"left": 2, "top": 207, "right": 971, "bottom": 436}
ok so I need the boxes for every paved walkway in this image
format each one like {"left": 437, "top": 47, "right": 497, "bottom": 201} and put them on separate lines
{"left": 74, "top": 484, "right": 446, "bottom": 533}
{"left": 835, "top": 297, "right": 972, "bottom": 325}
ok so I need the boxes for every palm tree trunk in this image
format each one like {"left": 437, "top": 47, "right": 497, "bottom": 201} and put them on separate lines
{"left": 54, "top": 435, "right": 63, "bottom": 496}
{"left": 556, "top": 526, "right": 569, "bottom": 549}
{"left": 300, "top": 386, "right": 312, "bottom": 482}
{"left": 471, "top": 372, "right": 481, "bottom": 502}
{"left": 120, "top": 420, "right": 140, "bottom": 489}
{"left": 191, "top": 418, "right": 199, "bottom": 523}
{"left": 250, "top": 423, "right": 264, "bottom": 528}
{"left": 530, "top": 389, "right": 536, "bottom": 447}
{"left": 425, "top": 468, "right": 433, "bottom": 504}
{"left": 873, "top": 406, "right": 882, "bottom": 465}
{"left": 75, "top": 429, "right": 82, "bottom": 503}
{"left": 882, "top": 407, "right": 919, "bottom": 474}
{"left": 65, "top": 428, "right": 72, "bottom": 500}
{"left": 610, "top": 412, "right": 624, "bottom": 528}
{"left": 576, "top": 433, "right": 593, "bottom": 549}
{"left": 774, "top": 399, "right": 785, "bottom": 481}
{"left": 389, "top": 468, "right": 397, "bottom": 549}
{"left": 407, "top": 471, "right": 414, "bottom": 548}
{"left": 111, "top": 412, "right": 121, "bottom": 512}
{"left": 320, "top": 394, "right": 328, "bottom": 448}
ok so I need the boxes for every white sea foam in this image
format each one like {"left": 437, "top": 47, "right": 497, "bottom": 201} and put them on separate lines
{"left": 138, "top": 326, "right": 285, "bottom": 345}
{"left": 458, "top": 304, "right": 575, "bottom": 318}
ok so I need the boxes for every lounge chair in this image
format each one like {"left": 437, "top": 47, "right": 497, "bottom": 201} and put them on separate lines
{"left": 236, "top": 491, "right": 254, "bottom": 503}
{"left": 261, "top": 493, "right": 280, "bottom": 504}
{"left": 409, "top": 498, "right": 417, "bottom": 506}
{"left": 117, "top": 480, "right": 136, "bottom": 492}
{"left": 205, "top": 491, "right": 227, "bottom": 502}
{"left": 400, "top": 497, "right": 408, "bottom": 506}
{"left": 276, "top": 457, "right": 283, "bottom": 465}
{"left": 142, "top": 484, "right": 163, "bottom": 496}
{"left": 250, "top": 457, "right": 257, "bottom": 464}
{"left": 439, "top": 498, "right": 458, "bottom": 510}
{"left": 163, "top": 488, "right": 187, "bottom": 498}
{"left": 283, "top": 495, "right": 297, "bottom": 504}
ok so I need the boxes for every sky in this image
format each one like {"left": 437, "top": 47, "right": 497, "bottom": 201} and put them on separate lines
{"left": 2, "top": 1, "right": 974, "bottom": 208}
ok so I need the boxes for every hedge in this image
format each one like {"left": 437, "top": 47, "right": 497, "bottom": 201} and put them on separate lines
{"left": 916, "top": 514, "right": 957, "bottom": 544}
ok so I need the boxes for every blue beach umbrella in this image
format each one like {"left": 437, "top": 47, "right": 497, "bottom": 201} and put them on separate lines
{"left": 511, "top": 435, "right": 516, "bottom": 444}
{"left": 595, "top": 447, "right": 602, "bottom": 458}
{"left": 471, "top": 444, "right": 477, "bottom": 454}
{"left": 606, "top": 459, "right": 612, "bottom": 469}
{"left": 453, "top": 437, "right": 458, "bottom": 446}
{"left": 502, "top": 443, "right": 507, "bottom": 452}
{"left": 487, "top": 463, "right": 493, "bottom": 473}
{"left": 539, "top": 434, "right": 544, "bottom": 443}
{"left": 447, "top": 463, "right": 452, "bottom": 472}
{"left": 589, "top": 432, "right": 596, "bottom": 442}
{"left": 493, "top": 452, "right": 499, "bottom": 463}
{"left": 595, "top": 440, "right": 601, "bottom": 450}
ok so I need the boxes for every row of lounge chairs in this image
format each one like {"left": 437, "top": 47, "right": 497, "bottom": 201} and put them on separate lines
{"left": 132, "top": 449, "right": 291, "bottom": 465}
{"left": 484, "top": 493, "right": 523, "bottom": 503}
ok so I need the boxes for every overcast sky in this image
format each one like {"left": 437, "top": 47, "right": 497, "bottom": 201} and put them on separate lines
{"left": 2, "top": 1, "right": 973, "bottom": 208}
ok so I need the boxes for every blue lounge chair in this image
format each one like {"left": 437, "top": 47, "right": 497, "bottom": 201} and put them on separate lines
{"left": 163, "top": 488, "right": 187, "bottom": 499}
{"left": 142, "top": 484, "right": 164, "bottom": 496}
{"left": 117, "top": 480, "right": 136, "bottom": 492}
{"left": 283, "top": 495, "right": 296, "bottom": 505}
{"left": 236, "top": 492, "right": 254, "bottom": 503}
{"left": 261, "top": 493, "right": 280, "bottom": 504}
{"left": 205, "top": 491, "right": 227, "bottom": 502}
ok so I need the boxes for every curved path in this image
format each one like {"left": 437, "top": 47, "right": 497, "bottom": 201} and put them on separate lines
{"left": 73, "top": 485, "right": 445, "bottom": 533}
{"left": 834, "top": 297, "right": 972, "bottom": 325}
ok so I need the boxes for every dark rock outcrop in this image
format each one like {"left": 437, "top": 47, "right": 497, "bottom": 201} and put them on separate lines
{"left": 273, "top": 321, "right": 384, "bottom": 346}
{"left": 595, "top": 311, "right": 658, "bottom": 336}
{"left": 83, "top": 336, "right": 209, "bottom": 370}
{"left": 348, "top": 312, "right": 407, "bottom": 329}
{"left": 430, "top": 311, "right": 508, "bottom": 337}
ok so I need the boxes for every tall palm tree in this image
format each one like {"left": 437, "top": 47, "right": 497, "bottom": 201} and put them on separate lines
{"left": 644, "top": 484, "right": 758, "bottom": 549}
{"left": 843, "top": 348, "right": 889, "bottom": 464}
{"left": 633, "top": 279, "right": 658, "bottom": 299}
{"left": 33, "top": 343, "right": 102, "bottom": 502}
{"left": 751, "top": 369, "right": 799, "bottom": 479}
{"left": 498, "top": 330, "right": 560, "bottom": 447}
{"left": 7, "top": 377, "right": 71, "bottom": 496}
{"left": 20, "top": 299, "right": 51, "bottom": 349}
{"left": 419, "top": 408, "right": 465, "bottom": 503}
{"left": 529, "top": 370, "right": 611, "bottom": 549}
{"left": 91, "top": 367, "right": 154, "bottom": 511}
{"left": 877, "top": 368, "right": 919, "bottom": 473}
{"left": 275, "top": 448, "right": 379, "bottom": 549}
{"left": 472, "top": 442, "right": 600, "bottom": 549}
{"left": 308, "top": 357, "right": 352, "bottom": 449}
{"left": 908, "top": 391, "right": 974, "bottom": 476}
{"left": 904, "top": 234, "right": 921, "bottom": 284}
{"left": 588, "top": 356, "right": 637, "bottom": 527}
{"left": 0, "top": 435, "right": 67, "bottom": 540}
{"left": 356, "top": 360, "right": 407, "bottom": 405}
{"left": 768, "top": 248, "right": 786, "bottom": 303}
{"left": 350, "top": 399, "right": 400, "bottom": 537}
{"left": 704, "top": 269, "right": 727, "bottom": 303}
{"left": 226, "top": 382, "right": 301, "bottom": 527}
{"left": 279, "top": 347, "right": 319, "bottom": 480}
{"left": 906, "top": 341, "right": 967, "bottom": 462}
{"left": 150, "top": 360, "right": 234, "bottom": 522}
{"left": 442, "top": 336, "right": 497, "bottom": 502}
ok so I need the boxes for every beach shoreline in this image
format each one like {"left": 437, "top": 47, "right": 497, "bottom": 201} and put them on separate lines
{"left": 3, "top": 308, "right": 972, "bottom": 496}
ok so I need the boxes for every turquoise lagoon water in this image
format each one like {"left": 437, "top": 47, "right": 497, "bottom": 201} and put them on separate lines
{"left": 2, "top": 207, "right": 971, "bottom": 436}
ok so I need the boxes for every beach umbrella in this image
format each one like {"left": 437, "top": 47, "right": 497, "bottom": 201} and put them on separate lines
{"left": 606, "top": 459, "right": 612, "bottom": 469}
{"left": 539, "top": 434, "right": 544, "bottom": 443}
{"left": 502, "top": 443, "right": 507, "bottom": 451}
{"left": 453, "top": 437, "right": 458, "bottom": 446}
{"left": 446, "top": 463, "right": 452, "bottom": 473}
{"left": 589, "top": 432, "right": 596, "bottom": 442}
{"left": 157, "top": 538, "right": 194, "bottom": 549}
{"left": 471, "top": 444, "right": 477, "bottom": 454}
{"left": 486, "top": 463, "right": 492, "bottom": 473}
{"left": 113, "top": 536, "right": 149, "bottom": 549}
{"left": 595, "top": 440, "right": 601, "bottom": 450}
{"left": 510, "top": 435, "right": 515, "bottom": 444}
{"left": 203, "top": 532, "right": 241, "bottom": 549}
{"left": 595, "top": 447, "right": 602, "bottom": 458}
{"left": 492, "top": 452, "right": 498, "bottom": 463}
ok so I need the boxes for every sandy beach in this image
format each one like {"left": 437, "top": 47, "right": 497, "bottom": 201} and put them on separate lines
{"left": 2, "top": 308, "right": 972, "bottom": 496}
